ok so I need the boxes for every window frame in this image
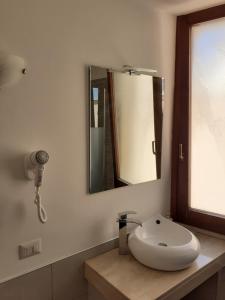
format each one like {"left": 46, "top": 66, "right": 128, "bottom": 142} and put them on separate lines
{"left": 171, "top": 4, "right": 225, "bottom": 234}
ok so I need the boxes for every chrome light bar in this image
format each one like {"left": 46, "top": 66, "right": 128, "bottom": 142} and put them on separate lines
{"left": 109, "top": 65, "right": 157, "bottom": 76}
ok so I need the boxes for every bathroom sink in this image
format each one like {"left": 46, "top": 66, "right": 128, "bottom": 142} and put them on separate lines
{"left": 128, "top": 215, "right": 200, "bottom": 271}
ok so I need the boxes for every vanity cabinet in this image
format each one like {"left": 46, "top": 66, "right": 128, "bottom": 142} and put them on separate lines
{"left": 180, "top": 267, "right": 225, "bottom": 300}
{"left": 182, "top": 273, "right": 218, "bottom": 300}
{"left": 85, "top": 232, "right": 225, "bottom": 300}
{"left": 88, "top": 284, "right": 106, "bottom": 300}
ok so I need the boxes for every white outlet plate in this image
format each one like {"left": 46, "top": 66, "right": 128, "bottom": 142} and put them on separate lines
{"left": 18, "top": 238, "right": 42, "bottom": 259}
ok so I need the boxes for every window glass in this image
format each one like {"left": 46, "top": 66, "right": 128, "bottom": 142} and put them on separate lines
{"left": 191, "top": 17, "right": 225, "bottom": 215}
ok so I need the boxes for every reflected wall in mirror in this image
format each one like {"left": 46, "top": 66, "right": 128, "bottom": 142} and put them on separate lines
{"left": 89, "top": 65, "right": 164, "bottom": 194}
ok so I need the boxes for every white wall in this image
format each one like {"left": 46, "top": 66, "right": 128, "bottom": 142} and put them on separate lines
{"left": 0, "top": 0, "right": 176, "bottom": 282}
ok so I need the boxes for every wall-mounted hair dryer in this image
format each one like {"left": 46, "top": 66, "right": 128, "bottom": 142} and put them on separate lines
{"left": 25, "top": 150, "right": 49, "bottom": 223}
{"left": 25, "top": 150, "right": 49, "bottom": 185}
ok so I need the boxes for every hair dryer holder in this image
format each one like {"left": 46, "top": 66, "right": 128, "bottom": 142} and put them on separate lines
{"left": 24, "top": 150, "right": 49, "bottom": 181}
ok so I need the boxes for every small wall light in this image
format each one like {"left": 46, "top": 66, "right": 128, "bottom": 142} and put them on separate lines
{"left": 0, "top": 52, "right": 27, "bottom": 88}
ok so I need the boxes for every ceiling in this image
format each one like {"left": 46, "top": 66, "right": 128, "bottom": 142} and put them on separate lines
{"left": 154, "top": 0, "right": 225, "bottom": 15}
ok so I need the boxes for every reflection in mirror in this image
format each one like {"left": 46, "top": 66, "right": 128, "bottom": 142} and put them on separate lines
{"left": 89, "top": 65, "right": 164, "bottom": 194}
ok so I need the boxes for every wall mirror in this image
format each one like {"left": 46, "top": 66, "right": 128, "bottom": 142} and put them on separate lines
{"left": 89, "top": 65, "right": 164, "bottom": 194}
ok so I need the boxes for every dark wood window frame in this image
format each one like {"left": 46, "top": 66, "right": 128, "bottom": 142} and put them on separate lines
{"left": 171, "top": 4, "right": 225, "bottom": 235}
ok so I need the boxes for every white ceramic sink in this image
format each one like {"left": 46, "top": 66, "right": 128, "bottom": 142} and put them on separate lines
{"left": 128, "top": 215, "right": 200, "bottom": 271}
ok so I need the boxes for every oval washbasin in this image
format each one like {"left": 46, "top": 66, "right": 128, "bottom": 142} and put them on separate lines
{"left": 128, "top": 215, "right": 200, "bottom": 271}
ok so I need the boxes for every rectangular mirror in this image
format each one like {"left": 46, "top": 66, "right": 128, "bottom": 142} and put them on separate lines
{"left": 89, "top": 65, "right": 164, "bottom": 194}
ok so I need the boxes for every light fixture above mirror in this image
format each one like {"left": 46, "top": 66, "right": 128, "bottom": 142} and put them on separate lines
{"left": 0, "top": 52, "right": 27, "bottom": 88}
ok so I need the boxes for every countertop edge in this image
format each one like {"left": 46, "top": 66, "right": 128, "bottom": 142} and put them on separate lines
{"left": 85, "top": 263, "right": 128, "bottom": 300}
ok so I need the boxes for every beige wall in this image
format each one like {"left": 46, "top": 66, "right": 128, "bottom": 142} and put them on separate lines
{"left": 0, "top": 0, "right": 176, "bottom": 282}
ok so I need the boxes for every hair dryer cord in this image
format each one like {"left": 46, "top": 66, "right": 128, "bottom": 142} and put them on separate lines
{"left": 34, "top": 187, "right": 47, "bottom": 223}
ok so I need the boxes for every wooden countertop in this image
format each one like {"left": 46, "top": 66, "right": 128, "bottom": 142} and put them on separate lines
{"left": 85, "top": 232, "right": 225, "bottom": 300}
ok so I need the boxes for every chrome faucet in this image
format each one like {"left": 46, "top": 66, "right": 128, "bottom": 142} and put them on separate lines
{"left": 117, "top": 211, "right": 142, "bottom": 255}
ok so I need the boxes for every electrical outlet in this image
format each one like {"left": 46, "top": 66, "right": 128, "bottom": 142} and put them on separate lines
{"left": 18, "top": 238, "right": 42, "bottom": 259}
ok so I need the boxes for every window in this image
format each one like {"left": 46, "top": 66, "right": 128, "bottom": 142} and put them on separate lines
{"left": 172, "top": 4, "right": 225, "bottom": 234}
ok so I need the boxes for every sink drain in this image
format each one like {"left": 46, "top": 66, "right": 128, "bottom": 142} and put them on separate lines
{"left": 158, "top": 242, "right": 168, "bottom": 247}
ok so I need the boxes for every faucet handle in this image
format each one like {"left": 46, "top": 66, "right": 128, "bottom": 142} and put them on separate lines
{"left": 118, "top": 211, "right": 137, "bottom": 219}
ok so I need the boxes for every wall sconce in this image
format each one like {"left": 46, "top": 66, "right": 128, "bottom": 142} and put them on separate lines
{"left": 0, "top": 52, "right": 27, "bottom": 88}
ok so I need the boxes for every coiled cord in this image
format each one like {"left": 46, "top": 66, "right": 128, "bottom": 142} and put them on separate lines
{"left": 34, "top": 187, "right": 47, "bottom": 223}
